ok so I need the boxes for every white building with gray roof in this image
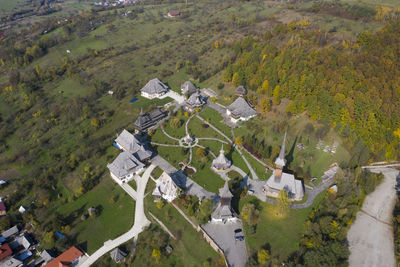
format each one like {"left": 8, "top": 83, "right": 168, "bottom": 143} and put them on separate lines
{"left": 226, "top": 97, "right": 257, "bottom": 123}
{"left": 263, "top": 132, "right": 304, "bottom": 201}
{"left": 184, "top": 89, "right": 207, "bottom": 112}
{"left": 140, "top": 78, "right": 169, "bottom": 99}
{"left": 181, "top": 81, "right": 197, "bottom": 97}
{"left": 152, "top": 172, "right": 179, "bottom": 202}
{"left": 107, "top": 151, "right": 145, "bottom": 185}
{"left": 114, "top": 129, "right": 152, "bottom": 162}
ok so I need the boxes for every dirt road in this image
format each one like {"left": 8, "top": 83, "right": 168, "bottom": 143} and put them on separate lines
{"left": 347, "top": 167, "right": 399, "bottom": 267}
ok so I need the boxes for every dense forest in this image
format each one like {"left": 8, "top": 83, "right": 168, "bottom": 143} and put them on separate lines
{"left": 224, "top": 20, "right": 400, "bottom": 162}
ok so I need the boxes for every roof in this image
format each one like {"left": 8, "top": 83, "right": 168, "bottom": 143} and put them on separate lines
{"left": 134, "top": 108, "right": 168, "bottom": 131}
{"left": 110, "top": 247, "right": 127, "bottom": 263}
{"left": 2, "top": 226, "right": 19, "bottom": 239}
{"left": 235, "top": 85, "right": 247, "bottom": 95}
{"left": 1, "top": 258, "right": 22, "bottom": 267}
{"left": 115, "top": 129, "right": 142, "bottom": 153}
{"left": 181, "top": 81, "right": 197, "bottom": 95}
{"left": 219, "top": 181, "right": 233, "bottom": 199}
{"left": 201, "top": 88, "right": 217, "bottom": 98}
{"left": 227, "top": 97, "right": 257, "bottom": 119}
{"left": 275, "top": 131, "right": 287, "bottom": 167}
{"left": 152, "top": 172, "right": 178, "bottom": 202}
{"left": 211, "top": 147, "right": 231, "bottom": 170}
{"left": 140, "top": 78, "right": 168, "bottom": 95}
{"left": 186, "top": 90, "right": 206, "bottom": 108}
{"left": 265, "top": 171, "right": 304, "bottom": 199}
{"left": 44, "top": 246, "right": 83, "bottom": 267}
{"left": 16, "top": 233, "right": 33, "bottom": 249}
{"left": 0, "top": 243, "right": 12, "bottom": 261}
{"left": 107, "top": 151, "right": 145, "bottom": 178}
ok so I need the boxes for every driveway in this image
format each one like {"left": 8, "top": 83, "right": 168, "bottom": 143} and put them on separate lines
{"left": 347, "top": 167, "right": 399, "bottom": 267}
{"left": 201, "top": 220, "right": 248, "bottom": 267}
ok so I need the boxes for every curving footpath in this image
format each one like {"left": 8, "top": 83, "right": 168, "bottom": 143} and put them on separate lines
{"left": 79, "top": 165, "right": 155, "bottom": 267}
{"left": 347, "top": 167, "right": 399, "bottom": 267}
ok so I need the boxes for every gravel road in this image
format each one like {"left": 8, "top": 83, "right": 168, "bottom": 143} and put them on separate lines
{"left": 347, "top": 167, "right": 399, "bottom": 267}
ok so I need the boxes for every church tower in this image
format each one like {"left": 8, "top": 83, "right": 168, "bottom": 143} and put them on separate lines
{"left": 274, "top": 131, "right": 287, "bottom": 181}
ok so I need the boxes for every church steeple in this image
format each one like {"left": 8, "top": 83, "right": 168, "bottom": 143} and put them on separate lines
{"left": 274, "top": 131, "right": 287, "bottom": 180}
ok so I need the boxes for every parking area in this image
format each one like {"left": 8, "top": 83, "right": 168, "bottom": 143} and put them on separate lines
{"left": 202, "top": 220, "right": 248, "bottom": 267}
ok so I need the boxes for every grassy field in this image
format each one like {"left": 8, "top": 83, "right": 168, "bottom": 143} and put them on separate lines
{"left": 240, "top": 192, "right": 326, "bottom": 261}
{"left": 56, "top": 177, "right": 135, "bottom": 254}
{"left": 144, "top": 193, "right": 220, "bottom": 266}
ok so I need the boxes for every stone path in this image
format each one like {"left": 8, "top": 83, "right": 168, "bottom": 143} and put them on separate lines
{"left": 161, "top": 127, "right": 180, "bottom": 141}
{"left": 347, "top": 167, "right": 399, "bottom": 267}
{"left": 80, "top": 165, "right": 155, "bottom": 266}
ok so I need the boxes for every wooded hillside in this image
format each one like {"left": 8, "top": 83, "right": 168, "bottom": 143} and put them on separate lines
{"left": 224, "top": 21, "right": 400, "bottom": 162}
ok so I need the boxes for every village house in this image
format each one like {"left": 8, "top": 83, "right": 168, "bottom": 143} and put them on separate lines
{"left": 263, "top": 132, "right": 304, "bottom": 201}
{"left": 226, "top": 97, "right": 257, "bottom": 123}
{"left": 201, "top": 88, "right": 217, "bottom": 98}
{"left": 134, "top": 108, "right": 168, "bottom": 133}
{"left": 140, "top": 78, "right": 169, "bottom": 99}
{"left": 234, "top": 85, "right": 247, "bottom": 96}
{"left": 2, "top": 226, "right": 19, "bottom": 240}
{"left": 110, "top": 247, "right": 127, "bottom": 264}
{"left": 184, "top": 89, "right": 207, "bottom": 113}
{"left": 44, "top": 246, "right": 83, "bottom": 267}
{"left": 211, "top": 146, "right": 232, "bottom": 171}
{"left": 107, "top": 151, "right": 145, "bottom": 185}
{"left": 181, "top": 81, "right": 197, "bottom": 98}
{"left": 152, "top": 172, "right": 179, "bottom": 202}
{"left": 114, "top": 129, "right": 152, "bottom": 161}
{"left": 211, "top": 182, "right": 237, "bottom": 223}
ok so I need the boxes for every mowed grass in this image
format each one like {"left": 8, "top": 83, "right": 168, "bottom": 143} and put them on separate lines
{"left": 240, "top": 192, "right": 326, "bottom": 260}
{"left": 144, "top": 194, "right": 220, "bottom": 266}
{"left": 199, "top": 107, "right": 233, "bottom": 139}
{"left": 56, "top": 178, "right": 135, "bottom": 254}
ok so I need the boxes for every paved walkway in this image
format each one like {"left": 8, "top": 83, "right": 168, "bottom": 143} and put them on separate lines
{"left": 160, "top": 90, "right": 185, "bottom": 104}
{"left": 347, "top": 167, "right": 399, "bottom": 267}
{"left": 80, "top": 165, "right": 155, "bottom": 266}
{"left": 161, "top": 127, "right": 180, "bottom": 141}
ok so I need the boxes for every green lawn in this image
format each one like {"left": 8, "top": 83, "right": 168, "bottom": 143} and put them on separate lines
{"left": 189, "top": 155, "right": 225, "bottom": 193}
{"left": 144, "top": 194, "right": 220, "bottom": 266}
{"left": 187, "top": 116, "right": 221, "bottom": 139}
{"left": 56, "top": 178, "right": 135, "bottom": 254}
{"left": 240, "top": 193, "right": 326, "bottom": 261}
{"left": 198, "top": 108, "right": 232, "bottom": 139}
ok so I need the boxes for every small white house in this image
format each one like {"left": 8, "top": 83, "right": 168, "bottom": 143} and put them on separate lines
{"left": 226, "top": 97, "right": 257, "bottom": 123}
{"left": 152, "top": 172, "right": 178, "bottom": 202}
{"left": 140, "top": 78, "right": 169, "bottom": 99}
{"left": 107, "top": 151, "right": 145, "bottom": 185}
